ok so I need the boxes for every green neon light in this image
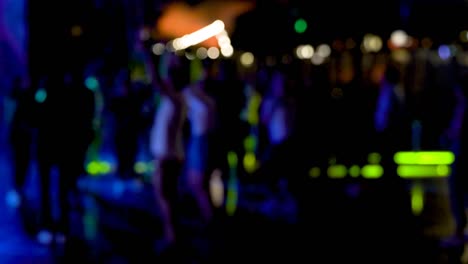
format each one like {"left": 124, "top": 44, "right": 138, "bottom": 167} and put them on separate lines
{"left": 349, "top": 165, "right": 360, "bottom": 177}
{"left": 294, "top": 18, "right": 307, "bottom": 34}
{"left": 310, "top": 164, "right": 384, "bottom": 179}
{"left": 243, "top": 152, "right": 257, "bottom": 173}
{"left": 411, "top": 183, "right": 424, "bottom": 216}
{"left": 397, "top": 165, "right": 451, "bottom": 179}
{"left": 327, "top": 164, "right": 347, "bottom": 178}
{"left": 394, "top": 151, "right": 455, "bottom": 165}
{"left": 243, "top": 135, "right": 257, "bottom": 152}
{"left": 226, "top": 183, "right": 238, "bottom": 216}
{"left": 361, "top": 165, "right": 383, "bottom": 179}
{"left": 227, "top": 151, "right": 238, "bottom": 168}
{"left": 368, "top": 152, "right": 381, "bottom": 164}
{"left": 86, "top": 161, "right": 112, "bottom": 176}
{"left": 226, "top": 151, "right": 239, "bottom": 216}
{"left": 309, "top": 167, "right": 321, "bottom": 178}
{"left": 247, "top": 93, "right": 261, "bottom": 125}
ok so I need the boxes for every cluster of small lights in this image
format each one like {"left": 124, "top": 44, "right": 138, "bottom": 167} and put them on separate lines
{"left": 295, "top": 44, "right": 332, "bottom": 65}
{"left": 150, "top": 29, "right": 468, "bottom": 69}
{"left": 151, "top": 19, "right": 235, "bottom": 61}
{"left": 171, "top": 20, "right": 225, "bottom": 51}
{"left": 216, "top": 30, "right": 234, "bottom": 57}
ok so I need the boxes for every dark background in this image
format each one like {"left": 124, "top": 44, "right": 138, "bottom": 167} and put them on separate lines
{"left": 27, "top": 0, "right": 468, "bottom": 78}
{"left": 233, "top": 0, "right": 468, "bottom": 53}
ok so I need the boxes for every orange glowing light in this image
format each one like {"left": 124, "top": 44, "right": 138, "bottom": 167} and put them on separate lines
{"left": 155, "top": 0, "right": 254, "bottom": 48}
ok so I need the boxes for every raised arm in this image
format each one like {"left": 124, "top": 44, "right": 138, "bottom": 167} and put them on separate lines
{"left": 158, "top": 51, "right": 184, "bottom": 97}
{"left": 374, "top": 81, "right": 394, "bottom": 132}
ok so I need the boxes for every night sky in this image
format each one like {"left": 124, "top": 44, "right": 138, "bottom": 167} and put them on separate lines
{"left": 26, "top": 0, "right": 468, "bottom": 77}
{"left": 232, "top": 0, "right": 468, "bottom": 53}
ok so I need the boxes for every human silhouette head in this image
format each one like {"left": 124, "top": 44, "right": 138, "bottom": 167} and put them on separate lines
{"left": 384, "top": 63, "right": 400, "bottom": 85}
{"left": 161, "top": 52, "right": 189, "bottom": 92}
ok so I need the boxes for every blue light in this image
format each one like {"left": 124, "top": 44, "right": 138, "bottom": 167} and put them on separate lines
{"left": 35, "top": 88, "right": 47, "bottom": 103}
{"left": 85, "top": 76, "right": 99, "bottom": 91}
{"left": 438, "top": 45, "right": 451, "bottom": 60}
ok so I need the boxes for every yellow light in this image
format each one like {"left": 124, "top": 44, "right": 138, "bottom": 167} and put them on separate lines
{"left": 327, "top": 165, "right": 347, "bottom": 178}
{"left": 394, "top": 151, "right": 455, "bottom": 165}
{"left": 397, "top": 165, "right": 451, "bottom": 179}
{"left": 411, "top": 183, "right": 424, "bottom": 215}
{"left": 243, "top": 152, "right": 257, "bottom": 173}
{"left": 361, "top": 165, "right": 383, "bottom": 179}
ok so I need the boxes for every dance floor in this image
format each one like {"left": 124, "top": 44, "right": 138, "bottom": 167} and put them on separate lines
{"left": 0, "top": 131, "right": 466, "bottom": 263}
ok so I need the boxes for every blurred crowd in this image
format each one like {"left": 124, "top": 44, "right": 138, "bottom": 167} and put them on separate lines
{"left": 5, "top": 30, "right": 468, "bottom": 251}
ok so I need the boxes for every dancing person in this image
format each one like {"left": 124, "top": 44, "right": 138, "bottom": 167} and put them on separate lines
{"left": 36, "top": 69, "right": 95, "bottom": 245}
{"left": 111, "top": 70, "right": 141, "bottom": 179}
{"left": 183, "top": 59, "right": 216, "bottom": 225}
{"left": 150, "top": 51, "right": 188, "bottom": 251}
{"left": 204, "top": 59, "right": 247, "bottom": 177}
{"left": 258, "top": 67, "right": 296, "bottom": 189}
{"left": 442, "top": 68, "right": 468, "bottom": 247}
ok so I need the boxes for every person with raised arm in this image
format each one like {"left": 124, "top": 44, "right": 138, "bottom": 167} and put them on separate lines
{"left": 149, "top": 51, "right": 188, "bottom": 252}
{"left": 182, "top": 59, "right": 217, "bottom": 226}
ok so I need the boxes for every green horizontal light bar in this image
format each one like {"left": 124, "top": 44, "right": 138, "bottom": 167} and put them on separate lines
{"left": 327, "top": 165, "right": 347, "bottom": 178}
{"left": 309, "top": 164, "right": 384, "bottom": 179}
{"left": 397, "top": 165, "right": 451, "bottom": 179}
{"left": 87, "top": 160, "right": 155, "bottom": 176}
{"left": 86, "top": 161, "right": 112, "bottom": 176}
{"left": 394, "top": 151, "right": 455, "bottom": 165}
{"left": 361, "top": 165, "right": 383, "bottom": 179}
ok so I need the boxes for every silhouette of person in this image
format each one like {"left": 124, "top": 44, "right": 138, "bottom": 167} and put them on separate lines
{"left": 258, "top": 67, "right": 296, "bottom": 189}
{"left": 57, "top": 70, "right": 96, "bottom": 237}
{"left": 36, "top": 69, "right": 95, "bottom": 245}
{"left": 374, "top": 62, "right": 412, "bottom": 158}
{"left": 204, "top": 59, "right": 246, "bottom": 174}
{"left": 111, "top": 70, "right": 141, "bottom": 179}
{"left": 182, "top": 59, "right": 216, "bottom": 225}
{"left": 443, "top": 68, "right": 468, "bottom": 247}
{"left": 150, "top": 52, "right": 188, "bottom": 251}
{"left": 6, "top": 76, "right": 36, "bottom": 209}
